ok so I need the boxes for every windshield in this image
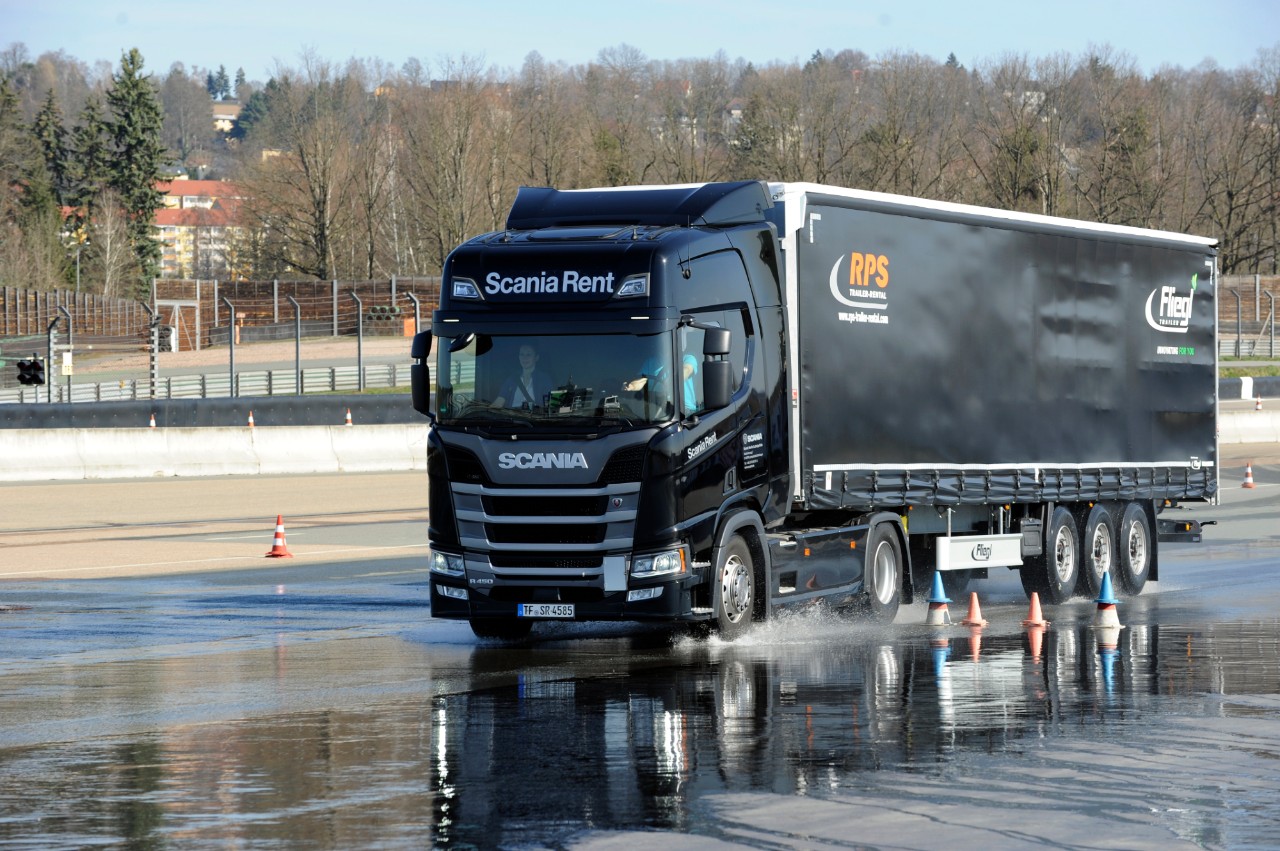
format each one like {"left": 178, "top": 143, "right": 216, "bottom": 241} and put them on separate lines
{"left": 436, "top": 332, "right": 676, "bottom": 429}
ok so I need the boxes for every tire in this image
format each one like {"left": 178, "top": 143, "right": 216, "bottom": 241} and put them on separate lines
{"left": 860, "top": 523, "right": 902, "bottom": 623}
{"left": 1115, "top": 502, "right": 1152, "bottom": 596}
{"left": 1077, "top": 503, "right": 1117, "bottom": 599}
{"left": 714, "top": 535, "right": 758, "bottom": 640}
{"left": 469, "top": 618, "right": 533, "bottom": 641}
{"left": 1019, "top": 506, "right": 1079, "bottom": 605}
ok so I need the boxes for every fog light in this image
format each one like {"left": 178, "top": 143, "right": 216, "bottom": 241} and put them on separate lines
{"left": 436, "top": 584, "right": 467, "bottom": 600}
{"left": 627, "top": 587, "right": 663, "bottom": 602}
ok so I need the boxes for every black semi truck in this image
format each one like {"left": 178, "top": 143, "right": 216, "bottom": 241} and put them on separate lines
{"left": 410, "top": 181, "right": 1217, "bottom": 640}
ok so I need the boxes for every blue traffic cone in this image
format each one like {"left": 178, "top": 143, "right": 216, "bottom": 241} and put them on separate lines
{"left": 1090, "top": 572, "right": 1123, "bottom": 629}
{"left": 926, "top": 571, "right": 952, "bottom": 626}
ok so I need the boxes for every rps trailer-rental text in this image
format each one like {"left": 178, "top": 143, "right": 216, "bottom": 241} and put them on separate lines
{"left": 410, "top": 181, "right": 1218, "bottom": 640}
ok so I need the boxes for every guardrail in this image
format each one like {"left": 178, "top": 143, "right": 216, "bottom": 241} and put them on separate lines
{"left": 0, "top": 363, "right": 410, "bottom": 404}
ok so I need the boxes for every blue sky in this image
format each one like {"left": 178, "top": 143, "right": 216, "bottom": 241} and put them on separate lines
{"left": 3, "top": 0, "right": 1277, "bottom": 81}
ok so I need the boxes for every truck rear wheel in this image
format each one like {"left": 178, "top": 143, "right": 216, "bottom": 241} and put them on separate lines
{"left": 714, "top": 535, "right": 757, "bottom": 640}
{"left": 470, "top": 618, "right": 533, "bottom": 641}
{"left": 1020, "top": 506, "right": 1079, "bottom": 605}
{"left": 1115, "top": 502, "right": 1152, "bottom": 596}
{"left": 861, "top": 523, "right": 902, "bottom": 623}
{"left": 1077, "top": 504, "right": 1116, "bottom": 599}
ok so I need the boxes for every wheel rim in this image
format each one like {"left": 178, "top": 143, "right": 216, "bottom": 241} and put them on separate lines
{"left": 871, "top": 540, "right": 897, "bottom": 605}
{"left": 720, "top": 553, "right": 752, "bottom": 623}
{"left": 1053, "top": 525, "right": 1075, "bottom": 583}
{"left": 1126, "top": 519, "right": 1147, "bottom": 574}
{"left": 1089, "top": 523, "right": 1112, "bottom": 580}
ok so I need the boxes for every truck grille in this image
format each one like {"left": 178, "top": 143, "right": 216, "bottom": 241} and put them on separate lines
{"left": 486, "top": 523, "right": 608, "bottom": 545}
{"left": 450, "top": 443, "right": 646, "bottom": 572}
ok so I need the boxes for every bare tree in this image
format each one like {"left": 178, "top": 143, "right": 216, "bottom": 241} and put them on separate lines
{"left": 963, "top": 54, "right": 1047, "bottom": 211}
{"left": 581, "top": 44, "right": 657, "bottom": 185}
{"left": 86, "top": 189, "right": 141, "bottom": 297}
{"left": 398, "top": 56, "right": 509, "bottom": 271}
{"left": 160, "top": 62, "right": 214, "bottom": 166}
{"left": 237, "top": 52, "right": 360, "bottom": 280}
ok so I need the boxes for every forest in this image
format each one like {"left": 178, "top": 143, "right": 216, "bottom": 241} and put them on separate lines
{"left": 1, "top": 40, "right": 1278, "bottom": 297}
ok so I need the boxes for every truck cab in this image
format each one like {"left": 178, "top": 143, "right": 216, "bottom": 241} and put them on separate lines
{"left": 413, "top": 181, "right": 790, "bottom": 639}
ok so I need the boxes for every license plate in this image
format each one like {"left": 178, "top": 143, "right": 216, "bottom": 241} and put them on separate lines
{"left": 517, "top": 603, "right": 574, "bottom": 618}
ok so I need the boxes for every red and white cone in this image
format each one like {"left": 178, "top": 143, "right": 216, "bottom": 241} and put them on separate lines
{"left": 1243, "top": 462, "right": 1256, "bottom": 489}
{"left": 248, "top": 410, "right": 256, "bottom": 428}
{"left": 345, "top": 407, "right": 353, "bottom": 426}
{"left": 265, "top": 515, "right": 293, "bottom": 558}
{"left": 1256, "top": 395, "right": 1264, "bottom": 411}
{"left": 149, "top": 413, "right": 156, "bottom": 428}
{"left": 960, "top": 592, "right": 988, "bottom": 627}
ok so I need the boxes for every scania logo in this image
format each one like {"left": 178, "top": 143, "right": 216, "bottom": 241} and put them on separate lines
{"left": 971, "top": 544, "right": 993, "bottom": 561}
{"left": 497, "top": 451, "right": 589, "bottom": 470}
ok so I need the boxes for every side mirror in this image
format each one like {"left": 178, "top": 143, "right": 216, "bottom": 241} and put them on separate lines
{"left": 410, "top": 330, "right": 433, "bottom": 417}
{"left": 411, "top": 362, "right": 432, "bottom": 416}
{"left": 703, "top": 327, "right": 730, "bottom": 357}
{"left": 410, "top": 330, "right": 433, "bottom": 360}
{"left": 702, "top": 361, "right": 732, "bottom": 410}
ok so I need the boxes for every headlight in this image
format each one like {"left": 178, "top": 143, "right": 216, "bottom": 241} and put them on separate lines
{"left": 631, "top": 548, "right": 685, "bottom": 578}
{"left": 430, "top": 550, "right": 466, "bottom": 577}
{"left": 614, "top": 273, "right": 649, "bottom": 298}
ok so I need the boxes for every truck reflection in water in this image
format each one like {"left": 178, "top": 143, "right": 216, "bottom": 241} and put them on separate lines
{"left": 3, "top": 612, "right": 1279, "bottom": 848}
{"left": 427, "top": 613, "right": 1280, "bottom": 848}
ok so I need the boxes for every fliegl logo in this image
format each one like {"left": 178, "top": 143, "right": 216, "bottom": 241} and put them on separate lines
{"left": 830, "top": 250, "right": 890, "bottom": 326}
{"left": 1145, "top": 274, "right": 1198, "bottom": 334}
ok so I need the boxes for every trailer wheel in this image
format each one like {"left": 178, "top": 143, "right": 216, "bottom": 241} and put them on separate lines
{"left": 1077, "top": 503, "right": 1117, "bottom": 599}
{"left": 714, "top": 535, "right": 757, "bottom": 640}
{"left": 1115, "top": 502, "right": 1152, "bottom": 596}
{"left": 469, "top": 618, "right": 533, "bottom": 641}
{"left": 1019, "top": 506, "right": 1079, "bottom": 605}
{"left": 860, "top": 523, "right": 902, "bottom": 623}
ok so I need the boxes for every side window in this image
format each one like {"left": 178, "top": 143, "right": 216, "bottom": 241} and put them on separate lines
{"left": 678, "top": 307, "right": 749, "bottom": 414}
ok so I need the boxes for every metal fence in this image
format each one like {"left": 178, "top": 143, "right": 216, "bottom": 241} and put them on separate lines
{"left": 0, "top": 363, "right": 412, "bottom": 405}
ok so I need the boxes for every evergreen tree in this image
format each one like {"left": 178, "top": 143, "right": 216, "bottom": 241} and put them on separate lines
{"left": 32, "top": 89, "right": 69, "bottom": 205}
{"left": 206, "top": 70, "right": 217, "bottom": 98}
{"left": 234, "top": 67, "right": 246, "bottom": 98}
{"left": 67, "top": 95, "right": 111, "bottom": 215}
{"left": 105, "top": 48, "right": 165, "bottom": 297}
{"left": 215, "top": 65, "right": 231, "bottom": 100}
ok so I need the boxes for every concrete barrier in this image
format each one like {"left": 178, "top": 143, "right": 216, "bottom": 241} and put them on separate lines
{"left": 0, "top": 424, "right": 430, "bottom": 481}
{"left": 1220, "top": 410, "right": 1280, "bottom": 445}
{"left": 1, "top": 415, "right": 1274, "bottom": 482}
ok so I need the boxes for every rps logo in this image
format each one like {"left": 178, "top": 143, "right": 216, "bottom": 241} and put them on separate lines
{"left": 830, "top": 251, "right": 891, "bottom": 326}
{"left": 1145, "top": 274, "right": 1197, "bottom": 333}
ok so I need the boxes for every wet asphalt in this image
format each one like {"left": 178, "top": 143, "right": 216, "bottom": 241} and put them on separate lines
{"left": 1, "top": 453, "right": 1278, "bottom": 849}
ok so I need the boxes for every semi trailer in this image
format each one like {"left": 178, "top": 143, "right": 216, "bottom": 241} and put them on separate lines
{"left": 410, "top": 180, "right": 1217, "bottom": 640}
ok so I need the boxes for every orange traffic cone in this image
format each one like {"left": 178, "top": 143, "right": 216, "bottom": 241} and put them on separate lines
{"left": 149, "top": 413, "right": 156, "bottom": 428}
{"left": 1243, "top": 462, "right": 1256, "bottom": 489}
{"left": 265, "top": 515, "right": 293, "bottom": 558}
{"left": 1021, "top": 591, "right": 1050, "bottom": 627}
{"left": 967, "top": 626, "right": 983, "bottom": 661}
{"left": 1026, "top": 623, "right": 1046, "bottom": 662}
{"left": 248, "top": 410, "right": 256, "bottom": 428}
{"left": 345, "top": 407, "right": 353, "bottom": 426}
{"left": 960, "top": 591, "right": 988, "bottom": 627}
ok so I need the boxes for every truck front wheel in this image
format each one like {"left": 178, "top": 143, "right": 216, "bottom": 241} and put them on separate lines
{"left": 714, "top": 535, "right": 757, "bottom": 640}
{"left": 1020, "top": 506, "right": 1079, "bottom": 605}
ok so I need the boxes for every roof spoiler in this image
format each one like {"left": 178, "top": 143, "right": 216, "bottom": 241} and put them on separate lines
{"left": 505, "top": 180, "right": 772, "bottom": 230}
